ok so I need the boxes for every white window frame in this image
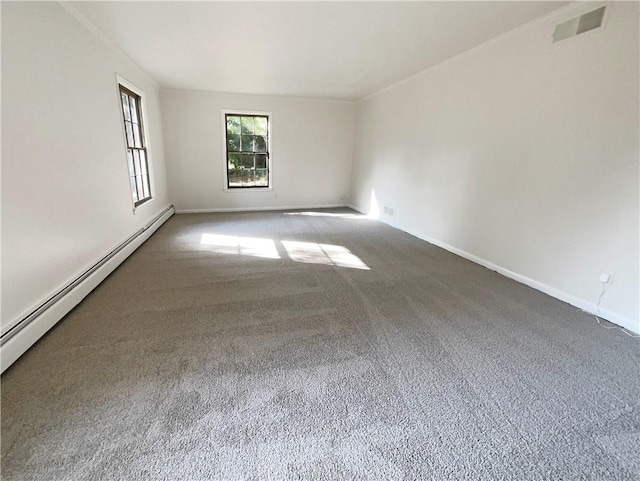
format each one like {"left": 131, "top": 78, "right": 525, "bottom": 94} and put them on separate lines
{"left": 116, "top": 74, "right": 155, "bottom": 211}
{"left": 221, "top": 109, "right": 273, "bottom": 192}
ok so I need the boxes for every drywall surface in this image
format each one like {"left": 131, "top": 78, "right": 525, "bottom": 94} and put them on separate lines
{"left": 350, "top": 2, "right": 639, "bottom": 330}
{"left": 161, "top": 89, "right": 356, "bottom": 211}
{"left": 1, "top": 2, "right": 170, "bottom": 332}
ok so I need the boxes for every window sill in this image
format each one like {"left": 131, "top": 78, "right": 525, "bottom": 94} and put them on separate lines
{"left": 223, "top": 187, "right": 273, "bottom": 193}
{"left": 133, "top": 196, "right": 155, "bottom": 212}
{"left": 134, "top": 197, "right": 153, "bottom": 207}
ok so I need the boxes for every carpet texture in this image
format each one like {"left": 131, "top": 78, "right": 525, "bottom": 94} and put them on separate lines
{"left": 2, "top": 208, "right": 639, "bottom": 480}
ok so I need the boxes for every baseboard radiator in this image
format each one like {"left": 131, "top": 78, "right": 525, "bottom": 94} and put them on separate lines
{"left": 1, "top": 205, "right": 175, "bottom": 373}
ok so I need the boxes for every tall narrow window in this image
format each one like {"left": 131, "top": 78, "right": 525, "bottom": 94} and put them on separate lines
{"left": 119, "top": 85, "right": 151, "bottom": 205}
{"left": 225, "top": 113, "right": 270, "bottom": 188}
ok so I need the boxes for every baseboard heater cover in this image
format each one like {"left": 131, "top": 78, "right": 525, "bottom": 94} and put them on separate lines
{"left": 0, "top": 205, "right": 174, "bottom": 373}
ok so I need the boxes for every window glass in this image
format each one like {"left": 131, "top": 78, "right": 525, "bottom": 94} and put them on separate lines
{"left": 119, "top": 85, "right": 151, "bottom": 205}
{"left": 225, "top": 113, "right": 270, "bottom": 189}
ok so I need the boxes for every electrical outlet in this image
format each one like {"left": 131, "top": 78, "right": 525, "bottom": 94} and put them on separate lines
{"left": 599, "top": 272, "right": 613, "bottom": 284}
{"left": 383, "top": 206, "right": 394, "bottom": 216}
{"left": 340, "top": 194, "right": 344, "bottom": 200}
{"left": 388, "top": 208, "right": 394, "bottom": 216}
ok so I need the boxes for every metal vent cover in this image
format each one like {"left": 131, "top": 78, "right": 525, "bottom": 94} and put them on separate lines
{"left": 553, "top": 6, "right": 606, "bottom": 43}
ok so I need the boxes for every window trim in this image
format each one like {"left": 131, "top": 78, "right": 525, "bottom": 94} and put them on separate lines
{"left": 116, "top": 75, "right": 154, "bottom": 209}
{"left": 221, "top": 109, "right": 273, "bottom": 192}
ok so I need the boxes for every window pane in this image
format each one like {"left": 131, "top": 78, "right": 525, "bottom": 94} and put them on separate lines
{"left": 125, "top": 121, "right": 134, "bottom": 147}
{"left": 127, "top": 149, "right": 134, "bottom": 175}
{"left": 241, "top": 116, "right": 255, "bottom": 134}
{"left": 130, "top": 176, "right": 138, "bottom": 202}
{"left": 234, "top": 169, "right": 246, "bottom": 186}
{"left": 239, "top": 154, "right": 254, "bottom": 170}
{"left": 254, "top": 136, "right": 266, "bottom": 152}
{"left": 142, "top": 175, "right": 150, "bottom": 198}
{"left": 139, "top": 150, "right": 148, "bottom": 174}
{"left": 228, "top": 169, "right": 242, "bottom": 187}
{"left": 228, "top": 153, "right": 241, "bottom": 170}
{"left": 133, "top": 124, "right": 142, "bottom": 148}
{"left": 254, "top": 117, "right": 267, "bottom": 135}
{"left": 133, "top": 150, "right": 141, "bottom": 175}
{"left": 227, "top": 134, "right": 240, "bottom": 152}
{"left": 241, "top": 169, "right": 254, "bottom": 187}
{"left": 129, "top": 96, "right": 139, "bottom": 123}
{"left": 241, "top": 135, "right": 255, "bottom": 152}
{"left": 226, "top": 116, "right": 241, "bottom": 135}
{"left": 254, "top": 169, "right": 268, "bottom": 187}
{"left": 136, "top": 175, "right": 144, "bottom": 199}
{"left": 121, "top": 94, "right": 131, "bottom": 121}
{"left": 255, "top": 154, "right": 267, "bottom": 169}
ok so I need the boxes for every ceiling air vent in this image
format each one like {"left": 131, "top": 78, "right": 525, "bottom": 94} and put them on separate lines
{"left": 553, "top": 6, "right": 606, "bottom": 43}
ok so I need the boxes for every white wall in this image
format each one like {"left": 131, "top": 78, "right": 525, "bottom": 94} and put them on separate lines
{"left": 161, "top": 89, "right": 356, "bottom": 212}
{"left": 350, "top": 2, "right": 639, "bottom": 331}
{"left": 1, "top": 2, "right": 170, "bottom": 332}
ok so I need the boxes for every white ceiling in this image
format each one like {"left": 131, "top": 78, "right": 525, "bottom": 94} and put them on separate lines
{"left": 71, "top": 1, "right": 568, "bottom": 100}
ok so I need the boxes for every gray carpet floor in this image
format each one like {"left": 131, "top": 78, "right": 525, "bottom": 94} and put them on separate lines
{"left": 2, "top": 208, "right": 639, "bottom": 480}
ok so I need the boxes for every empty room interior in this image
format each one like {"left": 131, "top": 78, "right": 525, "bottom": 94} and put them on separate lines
{"left": 1, "top": 1, "right": 639, "bottom": 479}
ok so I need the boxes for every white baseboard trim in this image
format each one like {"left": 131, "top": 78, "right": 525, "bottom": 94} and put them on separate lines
{"left": 175, "top": 203, "right": 348, "bottom": 214}
{"left": 349, "top": 204, "right": 639, "bottom": 335}
{"left": 0, "top": 205, "right": 175, "bottom": 373}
